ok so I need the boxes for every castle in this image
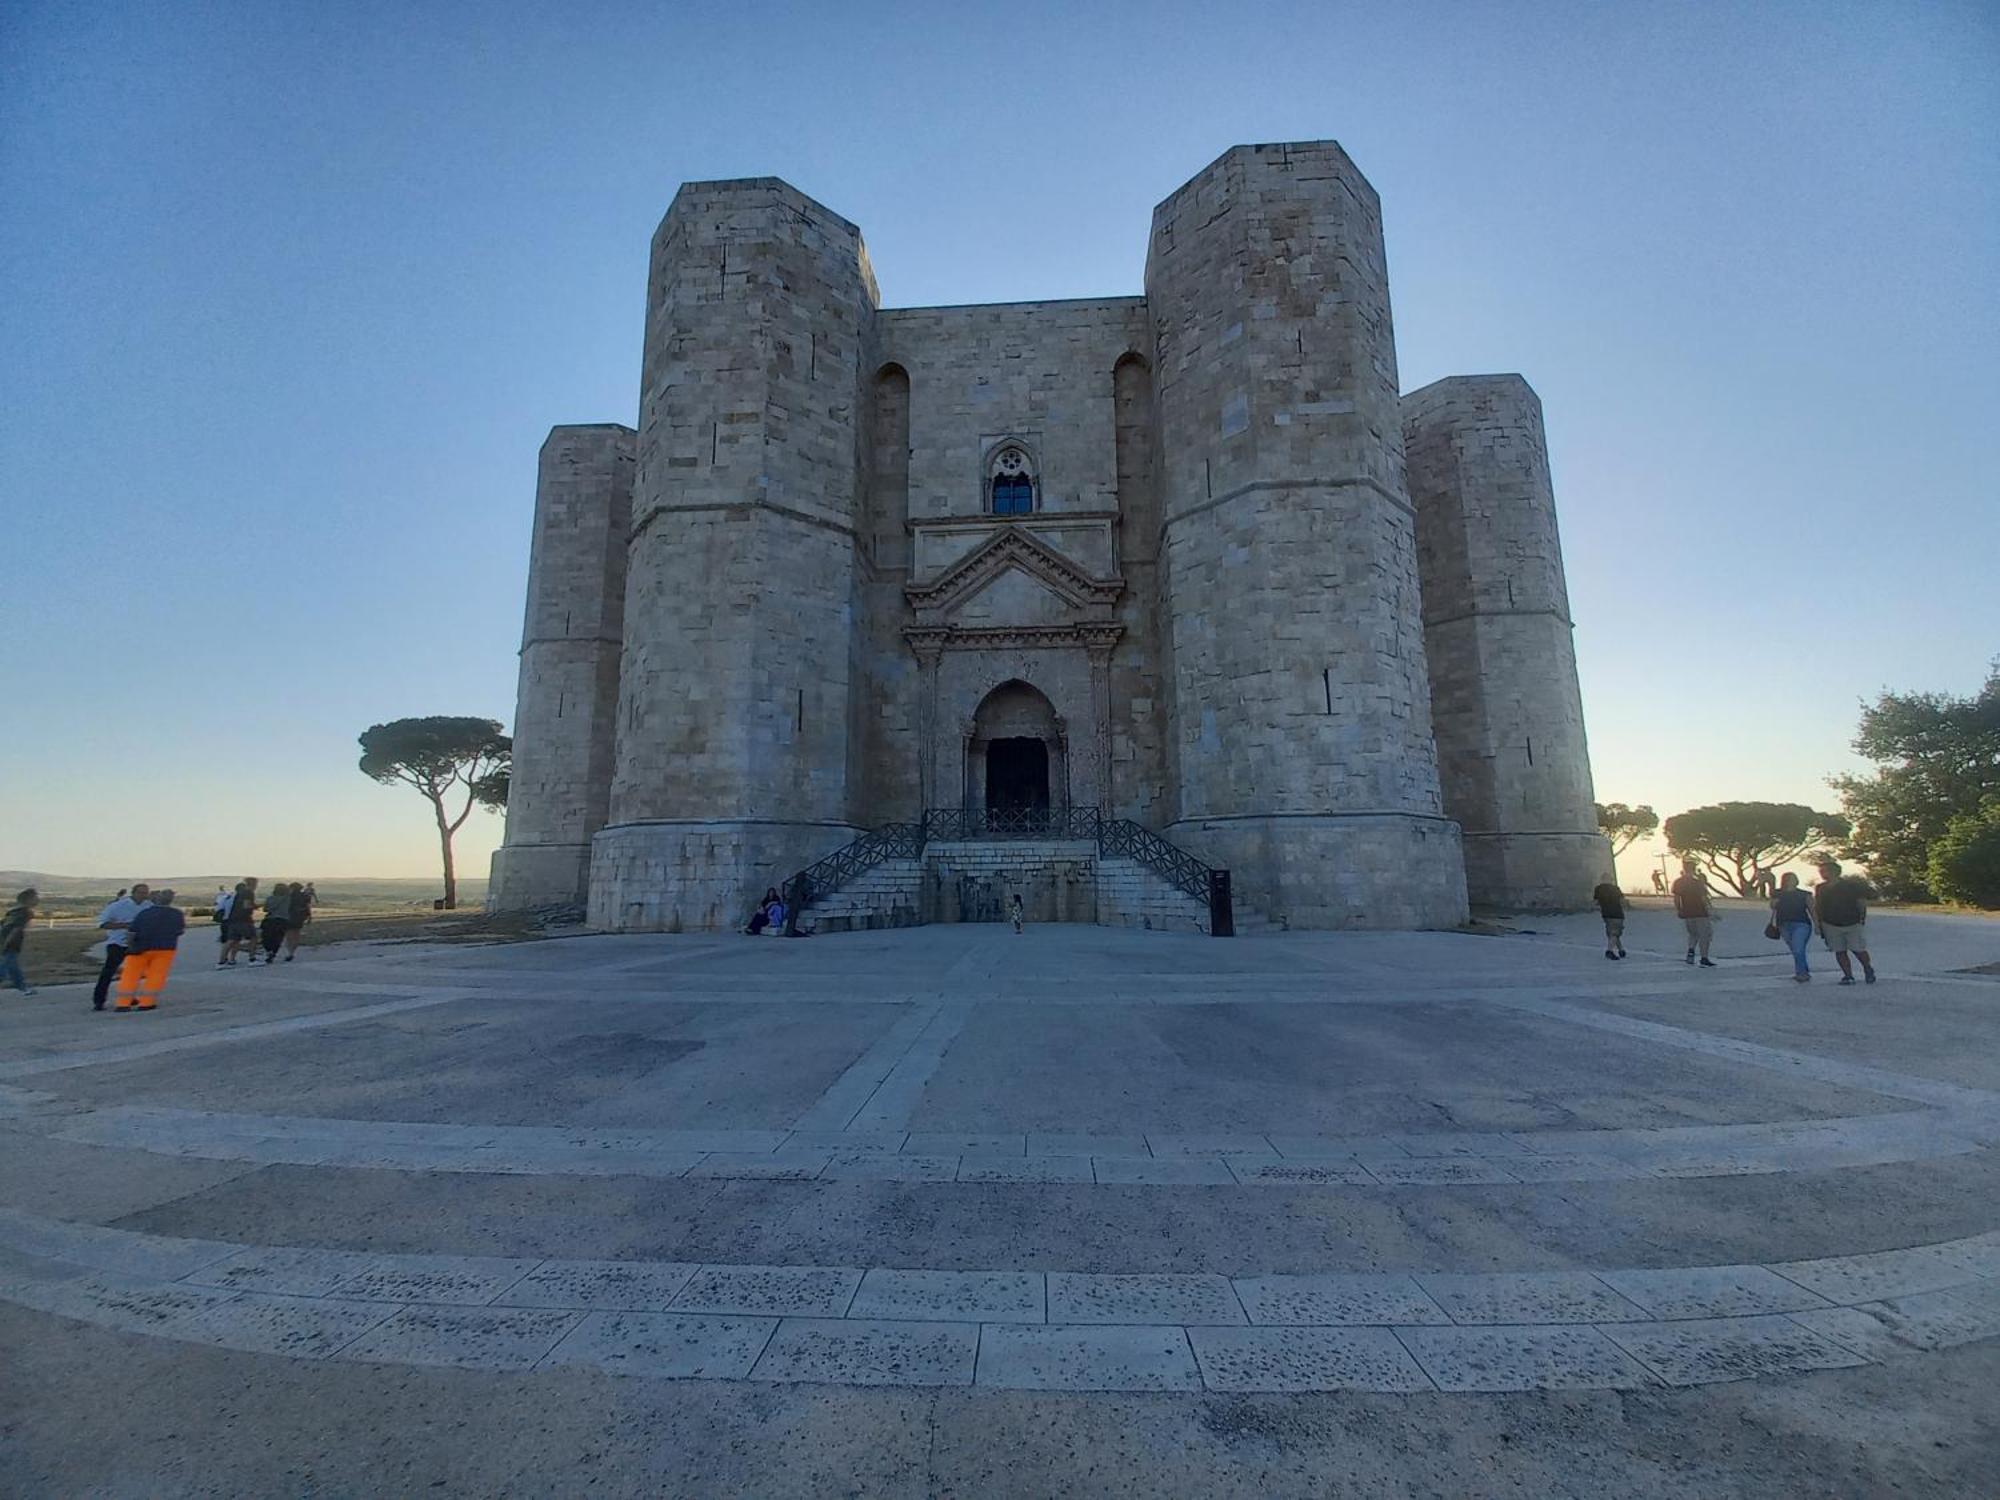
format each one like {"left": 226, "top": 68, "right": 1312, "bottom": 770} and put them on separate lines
{"left": 489, "top": 141, "right": 1612, "bottom": 932}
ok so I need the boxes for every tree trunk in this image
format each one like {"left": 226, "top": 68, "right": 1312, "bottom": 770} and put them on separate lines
{"left": 433, "top": 794, "right": 458, "bottom": 909}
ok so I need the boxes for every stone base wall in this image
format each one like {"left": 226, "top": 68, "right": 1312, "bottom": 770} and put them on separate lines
{"left": 1169, "top": 814, "right": 1469, "bottom": 930}
{"left": 920, "top": 841, "right": 1100, "bottom": 925}
{"left": 587, "top": 819, "right": 862, "bottom": 933}
{"left": 1095, "top": 856, "right": 1209, "bottom": 934}
{"left": 1463, "top": 832, "right": 1613, "bottom": 913}
{"left": 487, "top": 843, "right": 591, "bottom": 911}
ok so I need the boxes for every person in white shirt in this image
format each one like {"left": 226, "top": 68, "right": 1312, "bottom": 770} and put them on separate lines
{"left": 92, "top": 883, "right": 151, "bottom": 1013}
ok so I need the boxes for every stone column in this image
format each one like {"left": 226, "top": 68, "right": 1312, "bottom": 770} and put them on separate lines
{"left": 1146, "top": 140, "right": 1467, "bottom": 929}
{"left": 489, "top": 424, "right": 634, "bottom": 910}
{"left": 1405, "top": 374, "right": 1611, "bottom": 909}
{"left": 1084, "top": 629, "right": 1118, "bottom": 812}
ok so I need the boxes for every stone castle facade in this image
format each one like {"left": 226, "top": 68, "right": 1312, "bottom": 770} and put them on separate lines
{"left": 489, "top": 141, "right": 1612, "bottom": 931}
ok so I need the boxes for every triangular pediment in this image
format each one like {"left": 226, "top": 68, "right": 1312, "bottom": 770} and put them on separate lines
{"left": 906, "top": 526, "right": 1120, "bottom": 620}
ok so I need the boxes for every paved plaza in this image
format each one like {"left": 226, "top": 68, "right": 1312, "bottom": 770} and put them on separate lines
{"left": 3, "top": 902, "right": 1998, "bottom": 1495}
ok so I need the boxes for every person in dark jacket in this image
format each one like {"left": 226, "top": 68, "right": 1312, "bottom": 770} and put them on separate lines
{"left": 116, "top": 889, "right": 186, "bottom": 1011}
{"left": 1770, "top": 872, "right": 1815, "bottom": 982}
{"left": 260, "top": 883, "right": 294, "bottom": 965}
{"left": 1, "top": 888, "right": 37, "bottom": 995}
{"left": 1592, "top": 881, "right": 1626, "bottom": 959}
{"left": 281, "top": 881, "right": 315, "bottom": 961}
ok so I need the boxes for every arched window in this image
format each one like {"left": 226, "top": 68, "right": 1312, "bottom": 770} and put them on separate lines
{"left": 989, "top": 446, "right": 1036, "bottom": 516}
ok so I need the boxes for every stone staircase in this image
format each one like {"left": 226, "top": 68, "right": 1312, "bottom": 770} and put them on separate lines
{"left": 801, "top": 837, "right": 1270, "bottom": 935}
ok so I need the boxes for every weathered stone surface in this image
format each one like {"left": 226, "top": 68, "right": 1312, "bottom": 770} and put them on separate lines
{"left": 494, "top": 142, "right": 1605, "bottom": 930}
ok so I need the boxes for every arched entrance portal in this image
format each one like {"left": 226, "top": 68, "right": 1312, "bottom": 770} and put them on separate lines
{"left": 966, "top": 681, "right": 1066, "bottom": 821}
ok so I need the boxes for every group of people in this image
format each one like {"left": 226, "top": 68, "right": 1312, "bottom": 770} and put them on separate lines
{"left": 211, "top": 878, "right": 317, "bottom": 968}
{"left": 1594, "top": 858, "right": 1878, "bottom": 984}
{"left": 744, "top": 888, "right": 788, "bottom": 935}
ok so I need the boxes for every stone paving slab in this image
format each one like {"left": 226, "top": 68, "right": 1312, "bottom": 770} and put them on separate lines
{"left": 903, "top": 1133, "right": 1025, "bottom": 1157}
{"left": 538, "top": 1310, "right": 776, "bottom": 1379}
{"left": 955, "top": 1154, "right": 1094, "bottom": 1184}
{"left": 1189, "top": 1325, "right": 1435, "bottom": 1391}
{"left": 1234, "top": 1273, "right": 1451, "bottom": 1327}
{"left": 685, "top": 1150, "right": 832, "bottom": 1181}
{"left": 9, "top": 1268, "right": 242, "bottom": 1332}
{"left": 1089, "top": 1156, "right": 1236, "bottom": 1185}
{"left": 1601, "top": 1315, "right": 1869, "bottom": 1386}
{"left": 1228, "top": 1159, "right": 1376, "bottom": 1186}
{"left": 1145, "top": 1133, "right": 1278, "bottom": 1159}
{"left": 1415, "top": 1270, "right": 1648, "bottom": 1325}
{"left": 848, "top": 1268, "right": 1045, "bottom": 1323}
{"left": 819, "top": 1152, "right": 960, "bottom": 1182}
{"left": 1047, "top": 1272, "right": 1245, "bottom": 1325}
{"left": 1792, "top": 1279, "right": 2000, "bottom": 1358}
{"left": 1397, "top": 1324, "right": 1656, "bottom": 1391}
{"left": 496, "top": 1258, "right": 701, "bottom": 1311}
{"left": 1028, "top": 1133, "right": 1150, "bottom": 1158}
{"left": 330, "top": 1254, "right": 540, "bottom": 1306}
{"left": 670, "top": 1264, "right": 864, "bottom": 1317}
{"left": 976, "top": 1324, "right": 1202, "bottom": 1391}
{"left": 1768, "top": 1243, "right": 1988, "bottom": 1304}
{"left": 752, "top": 1317, "right": 979, "bottom": 1386}
{"left": 1368, "top": 1158, "right": 1523, "bottom": 1186}
{"left": 186, "top": 1245, "right": 380, "bottom": 1298}
{"left": 1596, "top": 1264, "right": 1833, "bottom": 1319}
{"left": 341, "top": 1305, "right": 583, "bottom": 1370}
{"left": 172, "top": 1291, "right": 394, "bottom": 1358}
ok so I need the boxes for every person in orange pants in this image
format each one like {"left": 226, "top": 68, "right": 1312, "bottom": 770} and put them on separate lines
{"left": 115, "top": 888, "right": 186, "bottom": 1012}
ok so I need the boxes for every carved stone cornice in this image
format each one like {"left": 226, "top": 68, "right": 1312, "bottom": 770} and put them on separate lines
{"left": 902, "top": 623, "right": 1125, "bottom": 655}
{"left": 905, "top": 526, "right": 1122, "bottom": 617}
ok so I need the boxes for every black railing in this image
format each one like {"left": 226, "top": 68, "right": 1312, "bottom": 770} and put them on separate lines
{"left": 779, "top": 806, "right": 1233, "bottom": 935}
{"left": 1099, "top": 817, "right": 1210, "bottom": 903}
{"left": 922, "top": 806, "right": 1104, "bottom": 842}
{"left": 781, "top": 820, "right": 922, "bottom": 926}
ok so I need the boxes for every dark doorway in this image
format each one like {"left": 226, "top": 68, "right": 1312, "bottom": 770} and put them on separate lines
{"left": 986, "top": 737, "right": 1050, "bottom": 817}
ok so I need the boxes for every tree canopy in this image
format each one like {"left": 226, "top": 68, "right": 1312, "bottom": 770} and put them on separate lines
{"left": 358, "top": 716, "right": 511, "bottom": 909}
{"left": 1663, "top": 801, "right": 1851, "bottom": 896}
{"left": 1832, "top": 666, "right": 2000, "bottom": 901}
{"left": 1595, "top": 802, "right": 1659, "bottom": 858}
{"left": 1927, "top": 798, "right": 2000, "bottom": 910}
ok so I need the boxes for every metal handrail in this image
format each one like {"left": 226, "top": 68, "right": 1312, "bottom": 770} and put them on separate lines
{"left": 781, "top": 821, "right": 922, "bottom": 920}
{"left": 783, "top": 806, "right": 1232, "bottom": 935}
{"left": 922, "top": 806, "right": 1104, "bottom": 843}
{"left": 1098, "top": 817, "right": 1212, "bottom": 902}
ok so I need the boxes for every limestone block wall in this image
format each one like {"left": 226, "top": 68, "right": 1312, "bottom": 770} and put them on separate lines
{"left": 871, "top": 299, "right": 1168, "bottom": 825}
{"left": 590, "top": 178, "right": 878, "bottom": 932}
{"left": 1404, "top": 374, "right": 1610, "bottom": 909}
{"left": 1145, "top": 141, "right": 1467, "bottom": 928}
{"left": 489, "top": 424, "right": 634, "bottom": 909}
{"left": 919, "top": 840, "right": 1100, "bottom": 924}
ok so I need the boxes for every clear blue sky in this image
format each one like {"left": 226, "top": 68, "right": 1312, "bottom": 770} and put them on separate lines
{"left": 3, "top": 0, "right": 1994, "bottom": 883}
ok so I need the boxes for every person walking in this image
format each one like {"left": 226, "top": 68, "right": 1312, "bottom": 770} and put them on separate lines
{"left": 115, "top": 889, "right": 186, "bottom": 1011}
{"left": 1770, "top": 872, "right": 1815, "bottom": 983}
{"left": 218, "top": 879, "right": 258, "bottom": 967}
{"left": 1, "top": 889, "right": 37, "bottom": 995}
{"left": 91, "top": 882, "right": 151, "bottom": 1011}
{"left": 259, "top": 882, "right": 294, "bottom": 965}
{"left": 1592, "top": 880, "right": 1627, "bottom": 959}
{"left": 1009, "top": 892, "right": 1025, "bottom": 935}
{"left": 1813, "top": 859, "right": 1878, "bottom": 986}
{"left": 282, "top": 881, "right": 314, "bottom": 961}
{"left": 1671, "top": 860, "right": 1717, "bottom": 967}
